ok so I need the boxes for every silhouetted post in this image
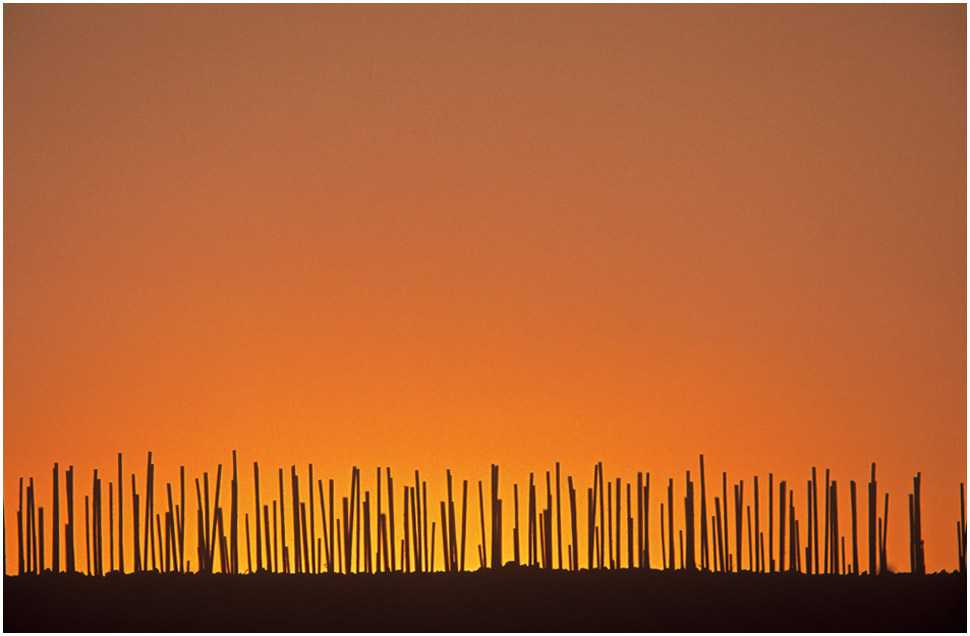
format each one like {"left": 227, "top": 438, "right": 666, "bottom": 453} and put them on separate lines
{"left": 230, "top": 452, "right": 238, "bottom": 574}
{"left": 109, "top": 483, "right": 114, "bottom": 572}
{"left": 569, "top": 478, "right": 578, "bottom": 571}
{"left": 85, "top": 495, "right": 91, "bottom": 575}
{"left": 38, "top": 508, "right": 45, "bottom": 572}
{"left": 94, "top": 473, "right": 102, "bottom": 576}
{"left": 316, "top": 480, "right": 329, "bottom": 572}
{"left": 308, "top": 465, "right": 315, "bottom": 574}
{"left": 778, "top": 481, "right": 786, "bottom": 575}
{"left": 477, "top": 480, "right": 487, "bottom": 568}
{"left": 753, "top": 475, "right": 760, "bottom": 572}
{"left": 679, "top": 529, "right": 684, "bottom": 569}
{"left": 402, "top": 489, "right": 410, "bottom": 573}
{"left": 529, "top": 474, "right": 537, "bottom": 566}
{"left": 413, "top": 470, "right": 422, "bottom": 573}
{"left": 788, "top": 491, "right": 796, "bottom": 572}
{"left": 644, "top": 473, "right": 651, "bottom": 569}
{"left": 586, "top": 489, "right": 594, "bottom": 570}
{"left": 344, "top": 495, "right": 353, "bottom": 573}
{"left": 768, "top": 473, "right": 774, "bottom": 573}
{"left": 805, "top": 480, "right": 813, "bottom": 575}
{"left": 636, "top": 472, "right": 644, "bottom": 569}
{"left": 867, "top": 463, "right": 876, "bottom": 575}
{"left": 251, "top": 463, "right": 262, "bottom": 573}
{"left": 830, "top": 481, "right": 839, "bottom": 575}
{"left": 849, "top": 480, "right": 858, "bottom": 575}
{"left": 52, "top": 464, "right": 60, "bottom": 574}
{"left": 599, "top": 462, "right": 606, "bottom": 568}
{"left": 275, "top": 468, "right": 287, "bottom": 573}
{"left": 356, "top": 469, "right": 362, "bottom": 574}
{"left": 667, "top": 478, "right": 676, "bottom": 570}
{"left": 290, "top": 467, "right": 302, "bottom": 573}
{"left": 607, "top": 480, "right": 613, "bottom": 568}
{"left": 627, "top": 483, "right": 634, "bottom": 568}
{"left": 66, "top": 467, "right": 76, "bottom": 573}
{"left": 112, "top": 457, "right": 121, "bottom": 574}
{"left": 914, "top": 473, "right": 923, "bottom": 574}
{"left": 722, "top": 473, "right": 729, "bottom": 571}
{"left": 144, "top": 453, "right": 154, "bottom": 571}
{"left": 823, "top": 468, "right": 830, "bottom": 574}
{"left": 734, "top": 482, "right": 742, "bottom": 573}
{"left": 164, "top": 511, "right": 172, "bottom": 572}
{"left": 554, "top": 463, "right": 563, "bottom": 570}
{"left": 698, "top": 456, "right": 709, "bottom": 571}
{"left": 459, "top": 479, "right": 467, "bottom": 572}
{"left": 746, "top": 505, "right": 753, "bottom": 572}
{"left": 422, "top": 481, "right": 429, "bottom": 572}
{"left": 714, "top": 498, "right": 723, "bottom": 572}
{"left": 20, "top": 479, "right": 26, "bottom": 575}
{"left": 375, "top": 468, "right": 382, "bottom": 572}
{"left": 386, "top": 470, "right": 395, "bottom": 572}
{"left": 614, "top": 477, "right": 621, "bottom": 569}
{"left": 512, "top": 483, "right": 520, "bottom": 565}
{"left": 811, "top": 467, "right": 819, "bottom": 574}
{"left": 410, "top": 482, "right": 420, "bottom": 572}
{"left": 179, "top": 466, "right": 185, "bottom": 573}
{"left": 133, "top": 476, "right": 143, "bottom": 572}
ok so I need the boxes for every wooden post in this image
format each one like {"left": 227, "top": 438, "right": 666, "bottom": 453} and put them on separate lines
{"left": 698, "top": 456, "right": 708, "bottom": 571}
{"left": 823, "top": 468, "right": 830, "bottom": 574}
{"left": 66, "top": 467, "right": 76, "bottom": 573}
{"left": 831, "top": 481, "right": 839, "bottom": 575}
{"left": 253, "top": 462, "right": 262, "bottom": 573}
{"left": 746, "top": 505, "right": 753, "bottom": 572}
{"left": 598, "top": 462, "right": 605, "bottom": 569}
{"left": 914, "top": 473, "right": 923, "bottom": 574}
{"left": 644, "top": 473, "right": 650, "bottom": 570}
{"left": 478, "top": 480, "right": 487, "bottom": 568}
{"left": 556, "top": 463, "right": 563, "bottom": 570}
{"left": 513, "top": 484, "right": 520, "bottom": 565}
{"left": 290, "top": 467, "right": 302, "bottom": 573}
{"left": 850, "top": 480, "right": 859, "bottom": 575}
{"left": 768, "top": 473, "right": 774, "bottom": 573}
{"left": 778, "top": 480, "right": 786, "bottom": 575}
{"left": 734, "top": 482, "right": 742, "bottom": 573}
{"left": 627, "top": 483, "right": 633, "bottom": 569}
{"left": 722, "top": 472, "right": 729, "bottom": 571}
{"left": 422, "top": 481, "right": 429, "bottom": 572}
{"left": 401, "top": 489, "right": 409, "bottom": 573}
{"left": 569, "top": 478, "right": 578, "bottom": 571}
{"left": 805, "top": 480, "right": 813, "bottom": 575}
{"left": 386, "top": 470, "right": 395, "bottom": 572}
{"left": 37, "top": 507, "right": 45, "bottom": 572}
{"left": 430, "top": 520, "right": 436, "bottom": 572}
{"left": 754, "top": 475, "right": 760, "bottom": 572}
{"left": 614, "top": 477, "right": 621, "bottom": 569}
{"left": 607, "top": 480, "right": 613, "bottom": 568}
{"left": 263, "top": 504, "right": 271, "bottom": 572}
{"left": 133, "top": 475, "right": 141, "bottom": 572}
{"left": 637, "top": 472, "right": 644, "bottom": 569}
{"left": 458, "top": 479, "right": 467, "bottom": 572}
{"left": 812, "top": 467, "right": 819, "bottom": 574}
{"left": 308, "top": 465, "right": 315, "bottom": 574}
{"left": 85, "top": 495, "right": 91, "bottom": 575}
{"left": 714, "top": 498, "right": 723, "bottom": 572}
{"left": 667, "top": 478, "right": 676, "bottom": 570}
{"left": 109, "top": 483, "right": 114, "bottom": 572}
{"left": 53, "top": 463, "right": 60, "bottom": 574}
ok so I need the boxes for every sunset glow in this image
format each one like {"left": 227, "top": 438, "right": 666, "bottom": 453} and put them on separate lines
{"left": 4, "top": 4, "right": 966, "bottom": 575}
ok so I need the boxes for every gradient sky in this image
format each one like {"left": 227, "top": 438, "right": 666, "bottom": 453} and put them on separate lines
{"left": 4, "top": 4, "right": 966, "bottom": 574}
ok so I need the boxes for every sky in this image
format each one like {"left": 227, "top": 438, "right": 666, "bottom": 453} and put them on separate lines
{"left": 3, "top": 4, "right": 966, "bottom": 574}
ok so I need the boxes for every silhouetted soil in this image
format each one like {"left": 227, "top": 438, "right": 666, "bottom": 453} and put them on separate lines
{"left": 4, "top": 567, "right": 966, "bottom": 632}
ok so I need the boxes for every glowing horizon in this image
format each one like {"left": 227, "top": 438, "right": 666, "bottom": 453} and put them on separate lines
{"left": 4, "top": 4, "right": 966, "bottom": 575}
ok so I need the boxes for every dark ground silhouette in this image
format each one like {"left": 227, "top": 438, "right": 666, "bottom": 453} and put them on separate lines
{"left": 4, "top": 567, "right": 966, "bottom": 632}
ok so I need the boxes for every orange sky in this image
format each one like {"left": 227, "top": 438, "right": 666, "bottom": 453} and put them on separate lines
{"left": 3, "top": 4, "right": 966, "bottom": 575}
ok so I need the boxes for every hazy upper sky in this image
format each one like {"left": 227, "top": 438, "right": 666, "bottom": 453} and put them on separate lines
{"left": 4, "top": 4, "right": 966, "bottom": 573}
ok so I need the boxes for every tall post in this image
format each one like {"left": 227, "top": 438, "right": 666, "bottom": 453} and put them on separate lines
{"left": 699, "top": 456, "right": 708, "bottom": 571}
{"left": 850, "top": 480, "right": 859, "bottom": 575}
{"left": 53, "top": 463, "right": 60, "bottom": 574}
